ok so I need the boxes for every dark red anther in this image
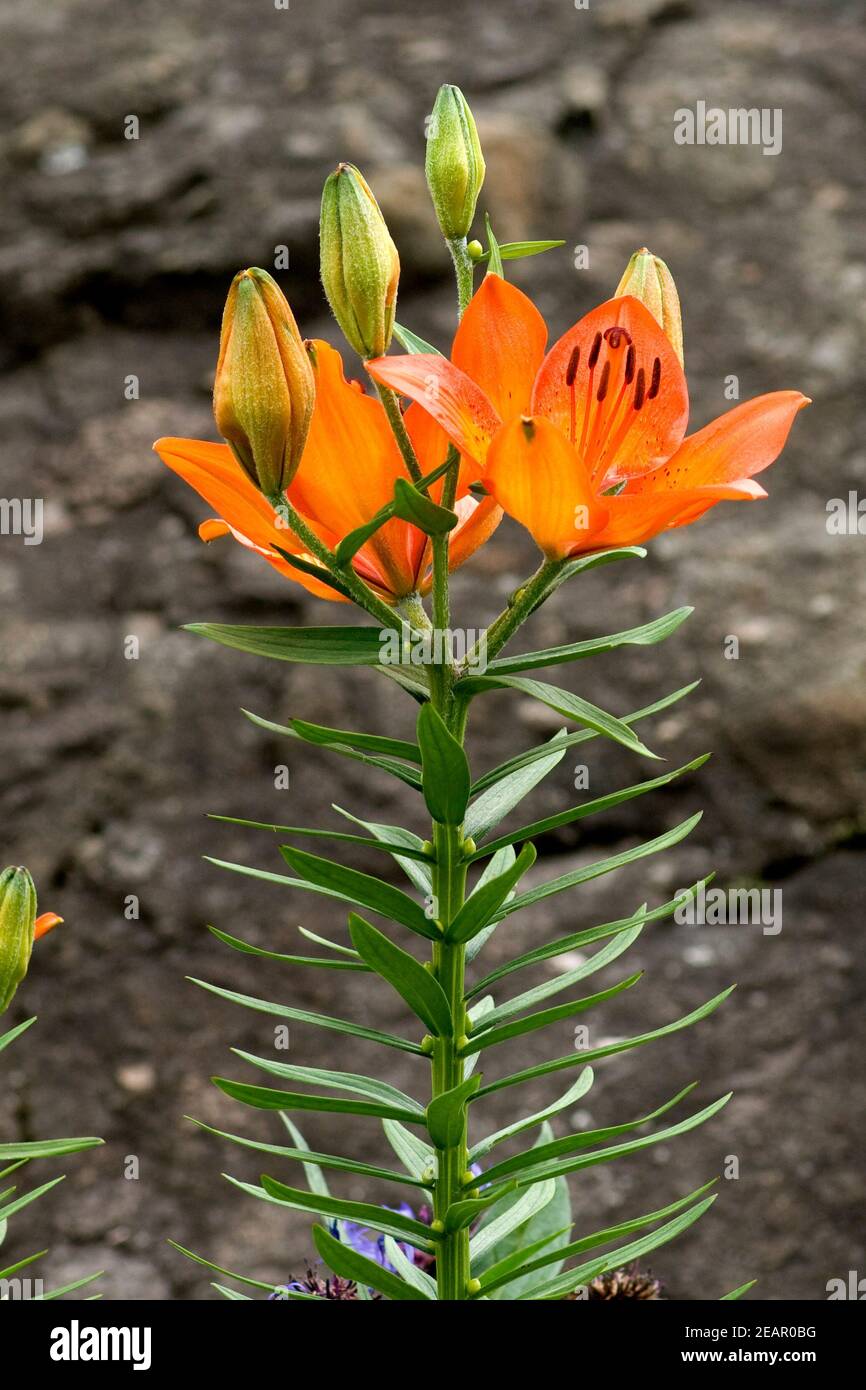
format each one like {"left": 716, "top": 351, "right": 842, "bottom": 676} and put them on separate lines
{"left": 624, "top": 343, "right": 636, "bottom": 384}
{"left": 596, "top": 360, "right": 611, "bottom": 402}
{"left": 587, "top": 332, "right": 602, "bottom": 370}
{"left": 565, "top": 346, "right": 580, "bottom": 386}
{"left": 633, "top": 367, "right": 646, "bottom": 412}
{"left": 648, "top": 356, "right": 661, "bottom": 399}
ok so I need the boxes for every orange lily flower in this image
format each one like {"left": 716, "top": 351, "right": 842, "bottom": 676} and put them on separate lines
{"left": 367, "top": 276, "right": 809, "bottom": 558}
{"left": 155, "top": 340, "right": 500, "bottom": 603}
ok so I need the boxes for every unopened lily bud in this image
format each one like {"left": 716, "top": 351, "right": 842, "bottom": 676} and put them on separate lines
{"left": 319, "top": 164, "right": 400, "bottom": 360}
{"left": 615, "top": 248, "right": 684, "bottom": 365}
{"left": 213, "top": 268, "right": 315, "bottom": 501}
{"left": 426, "top": 84, "right": 486, "bottom": 241}
{"left": 0, "top": 865, "right": 36, "bottom": 1015}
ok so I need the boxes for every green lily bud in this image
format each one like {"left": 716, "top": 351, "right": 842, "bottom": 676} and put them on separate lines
{"left": 213, "top": 268, "right": 315, "bottom": 502}
{"left": 426, "top": 84, "right": 486, "bottom": 241}
{"left": 0, "top": 865, "right": 36, "bottom": 1015}
{"left": 615, "top": 248, "right": 684, "bottom": 365}
{"left": 319, "top": 164, "right": 400, "bottom": 360}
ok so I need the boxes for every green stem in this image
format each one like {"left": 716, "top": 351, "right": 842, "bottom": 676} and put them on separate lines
{"left": 270, "top": 493, "right": 404, "bottom": 635}
{"left": 430, "top": 819, "right": 469, "bottom": 1301}
{"left": 425, "top": 478, "right": 471, "bottom": 1300}
{"left": 447, "top": 236, "right": 476, "bottom": 318}
{"left": 462, "top": 557, "right": 566, "bottom": 674}
{"left": 372, "top": 381, "right": 424, "bottom": 486}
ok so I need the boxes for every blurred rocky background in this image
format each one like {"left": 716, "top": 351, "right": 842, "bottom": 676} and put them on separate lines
{"left": 1, "top": 0, "right": 863, "bottom": 1300}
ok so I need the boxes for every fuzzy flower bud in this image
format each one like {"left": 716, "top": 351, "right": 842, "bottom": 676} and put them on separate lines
{"left": 319, "top": 164, "right": 400, "bottom": 360}
{"left": 0, "top": 865, "right": 36, "bottom": 1015}
{"left": 615, "top": 248, "right": 684, "bottom": 365}
{"left": 426, "top": 84, "right": 486, "bottom": 241}
{"left": 213, "top": 268, "right": 315, "bottom": 501}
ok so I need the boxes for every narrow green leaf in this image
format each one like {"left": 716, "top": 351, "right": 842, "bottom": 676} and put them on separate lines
{"left": 207, "top": 925, "right": 370, "bottom": 972}
{"left": 349, "top": 914, "right": 453, "bottom": 1037}
{"left": 297, "top": 925, "right": 360, "bottom": 957}
{"left": 0, "top": 1136, "right": 103, "bottom": 1162}
{"left": 485, "top": 213, "right": 505, "bottom": 277}
{"left": 383, "top": 1120, "right": 436, "bottom": 1186}
{"left": 189, "top": 977, "right": 424, "bottom": 1055}
{"left": 393, "top": 322, "right": 445, "bottom": 356}
{"left": 36, "top": 1271, "right": 104, "bottom": 1301}
{"left": 501, "top": 1095, "right": 732, "bottom": 1191}
{"left": 469, "top": 1068, "right": 595, "bottom": 1163}
{"left": 486, "top": 608, "right": 693, "bottom": 675}
{"left": 417, "top": 704, "right": 471, "bottom": 825}
{"left": 242, "top": 708, "right": 423, "bottom": 790}
{"left": 456, "top": 674, "right": 658, "bottom": 759}
{"left": 469, "top": 1178, "right": 558, "bottom": 1264}
{"left": 722, "top": 1279, "right": 757, "bottom": 1300}
{"left": 475, "top": 987, "right": 735, "bottom": 1099}
{"left": 270, "top": 547, "right": 355, "bottom": 600}
{"left": 279, "top": 1115, "right": 331, "bottom": 1199}
{"left": 0, "top": 1177, "right": 65, "bottom": 1223}
{"left": 313, "top": 1222, "right": 431, "bottom": 1300}
{"left": 500, "top": 814, "right": 703, "bottom": 918}
{"left": 187, "top": 1117, "right": 427, "bottom": 1189}
{"left": 461, "top": 972, "right": 642, "bottom": 1055}
{"left": 524, "top": 1196, "right": 716, "bottom": 1300}
{"left": 393, "top": 477, "right": 458, "bottom": 535}
{"left": 464, "top": 730, "right": 567, "bottom": 842}
{"left": 0, "top": 1017, "right": 37, "bottom": 1054}
{"left": 280, "top": 844, "right": 436, "bottom": 938}
{"left": 470, "top": 880, "right": 713, "bottom": 996}
{"left": 285, "top": 716, "right": 421, "bottom": 763}
{"left": 426, "top": 1075, "right": 481, "bottom": 1148}
{"left": 333, "top": 807, "right": 432, "bottom": 893}
{"left": 334, "top": 511, "right": 395, "bottom": 567}
{"left": 185, "top": 624, "right": 390, "bottom": 666}
{"left": 443, "top": 1181, "right": 518, "bottom": 1232}
{"left": 464, "top": 847, "right": 515, "bottom": 964}
{"left": 258, "top": 1176, "right": 436, "bottom": 1251}
{"left": 474, "top": 238, "right": 566, "bottom": 263}
{"left": 212, "top": 1283, "right": 252, "bottom": 1300}
{"left": 208, "top": 820, "right": 431, "bottom": 865}
{"left": 168, "top": 1240, "right": 295, "bottom": 1295}
{"left": 0, "top": 1249, "right": 48, "bottom": 1280}
{"left": 205, "top": 853, "right": 441, "bottom": 938}
{"left": 383, "top": 1237, "right": 437, "bottom": 1297}
{"left": 471, "top": 681, "right": 699, "bottom": 796}
{"left": 213, "top": 1077, "right": 421, "bottom": 1124}
{"left": 482, "top": 1181, "right": 718, "bottom": 1296}
{"left": 228, "top": 1049, "right": 425, "bottom": 1116}
{"left": 525, "top": 547, "right": 647, "bottom": 617}
{"left": 472, "top": 1083, "right": 699, "bottom": 1187}
{"left": 473, "top": 923, "right": 644, "bottom": 1033}
{"left": 470, "top": 756, "right": 709, "bottom": 858}
{"left": 447, "top": 844, "right": 536, "bottom": 943}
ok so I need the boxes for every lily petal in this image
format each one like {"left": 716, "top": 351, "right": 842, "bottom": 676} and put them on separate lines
{"left": 631, "top": 391, "right": 810, "bottom": 492}
{"left": 154, "top": 436, "right": 343, "bottom": 600}
{"left": 484, "top": 415, "right": 608, "bottom": 559}
{"left": 451, "top": 274, "right": 548, "bottom": 420}
{"left": 531, "top": 295, "right": 689, "bottom": 484}
{"left": 366, "top": 353, "right": 501, "bottom": 466}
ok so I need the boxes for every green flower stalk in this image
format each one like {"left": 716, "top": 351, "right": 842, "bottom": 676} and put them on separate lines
{"left": 319, "top": 163, "right": 400, "bottom": 360}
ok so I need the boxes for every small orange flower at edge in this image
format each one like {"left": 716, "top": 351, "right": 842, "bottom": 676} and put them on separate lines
{"left": 155, "top": 340, "right": 501, "bottom": 604}
{"left": 366, "top": 275, "right": 810, "bottom": 559}
{"left": 34, "top": 911, "right": 63, "bottom": 941}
